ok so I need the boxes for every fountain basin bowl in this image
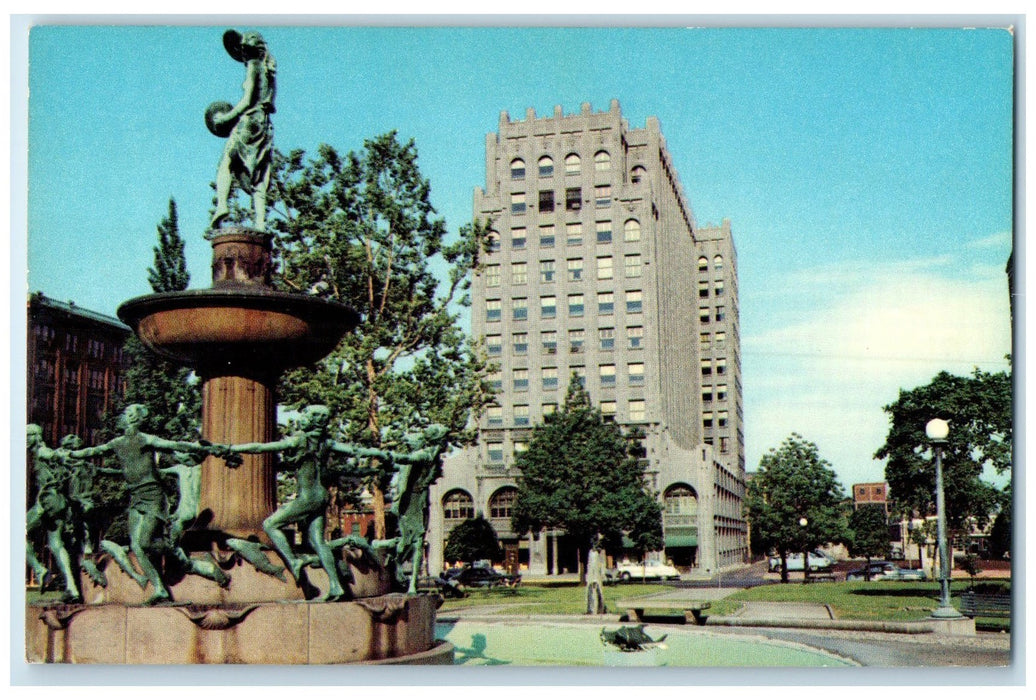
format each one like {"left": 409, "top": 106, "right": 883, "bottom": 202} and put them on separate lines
{"left": 118, "top": 288, "right": 360, "bottom": 371}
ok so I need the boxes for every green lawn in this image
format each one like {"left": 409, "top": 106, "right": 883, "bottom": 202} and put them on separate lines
{"left": 438, "top": 582, "right": 671, "bottom": 616}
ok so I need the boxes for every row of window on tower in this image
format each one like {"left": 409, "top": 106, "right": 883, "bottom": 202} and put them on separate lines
{"left": 485, "top": 254, "right": 643, "bottom": 287}
{"left": 486, "top": 290, "right": 643, "bottom": 322}
{"left": 488, "top": 218, "right": 642, "bottom": 251}
{"left": 487, "top": 325, "right": 645, "bottom": 356}
{"left": 509, "top": 151, "right": 614, "bottom": 180}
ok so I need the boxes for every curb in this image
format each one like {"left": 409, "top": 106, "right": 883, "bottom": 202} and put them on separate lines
{"left": 704, "top": 616, "right": 936, "bottom": 634}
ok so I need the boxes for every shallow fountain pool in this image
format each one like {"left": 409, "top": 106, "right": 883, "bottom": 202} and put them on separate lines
{"left": 436, "top": 620, "right": 856, "bottom": 667}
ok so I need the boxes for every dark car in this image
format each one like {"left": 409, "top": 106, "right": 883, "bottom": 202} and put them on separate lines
{"left": 846, "top": 560, "right": 927, "bottom": 581}
{"left": 445, "top": 566, "right": 520, "bottom": 589}
{"left": 418, "top": 575, "right": 467, "bottom": 598}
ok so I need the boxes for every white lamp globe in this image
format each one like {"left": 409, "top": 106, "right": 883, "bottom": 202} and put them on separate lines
{"left": 925, "top": 418, "right": 950, "bottom": 441}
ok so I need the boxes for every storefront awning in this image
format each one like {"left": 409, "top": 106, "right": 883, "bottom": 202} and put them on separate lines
{"left": 665, "top": 533, "right": 698, "bottom": 548}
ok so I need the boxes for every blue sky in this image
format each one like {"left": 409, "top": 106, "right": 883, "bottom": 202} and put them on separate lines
{"left": 21, "top": 23, "right": 1014, "bottom": 492}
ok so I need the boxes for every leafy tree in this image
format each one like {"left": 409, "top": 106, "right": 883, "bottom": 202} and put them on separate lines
{"left": 511, "top": 378, "right": 663, "bottom": 584}
{"left": 987, "top": 486, "right": 1011, "bottom": 560}
{"left": 443, "top": 515, "right": 504, "bottom": 565}
{"left": 876, "top": 368, "right": 1011, "bottom": 531}
{"left": 743, "top": 433, "right": 846, "bottom": 583}
{"left": 263, "top": 135, "right": 492, "bottom": 537}
{"left": 847, "top": 504, "right": 890, "bottom": 580}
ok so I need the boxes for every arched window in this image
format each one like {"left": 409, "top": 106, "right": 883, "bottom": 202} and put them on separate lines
{"left": 538, "top": 156, "right": 554, "bottom": 177}
{"left": 443, "top": 490, "right": 475, "bottom": 521}
{"left": 565, "top": 153, "right": 581, "bottom": 176}
{"left": 510, "top": 158, "right": 526, "bottom": 180}
{"left": 664, "top": 484, "right": 699, "bottom": 516}
{"left": 489, "top": 487, "right": 518, "bottom": 519}
{"left": 623, "top": 219, "right": 641, "bottom": 242}
{"left": 697, "top": 256, "right": 709, "bottom": 272}
{"left": 713, "top": 255, "right": 724, "bottom": 272}
{"left": 630, "top": 165, "right": 647, "bottom": 184}
{"left": 594, "top": 150, "right": 611, "bottom": 171}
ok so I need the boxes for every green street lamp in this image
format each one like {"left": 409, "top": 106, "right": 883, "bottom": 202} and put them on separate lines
{"left": 926, "top": 418, "right": 963, "bottom": 619}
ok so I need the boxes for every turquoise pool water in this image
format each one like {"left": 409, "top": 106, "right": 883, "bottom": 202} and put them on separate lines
{"left": 436, "top": 621, "right": 856, "bottom": 667}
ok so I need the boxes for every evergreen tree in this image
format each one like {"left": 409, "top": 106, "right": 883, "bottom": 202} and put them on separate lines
{"left": 511, "top": 378, "right": 662, "bottom": 583}
{"left": 744, "top": 433, "right": 846, "bottom": 583}
{"left": 847, "top": 504, "right": 890, "bottom": 579}
{"left": 263, "top": 135, "right": 493, "bottom": 537}
{"left": 443, "top": 515, "right": 504, "bottom": 565}
{"left": 876, "top": 368, "right": 1010, "bottom": 530}
{"left": 147, "top": 198, "right": 190, "bottom": 292}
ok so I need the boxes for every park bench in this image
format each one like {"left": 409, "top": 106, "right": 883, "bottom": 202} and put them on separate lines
{"left": 803, "top": 572, "right": 838, "bottom": 583}
{"left": 617, "top": 598, "right": 712, "bottom": 625}
{"left": 959, "top": 591, "right": 1011, "bottom": 619}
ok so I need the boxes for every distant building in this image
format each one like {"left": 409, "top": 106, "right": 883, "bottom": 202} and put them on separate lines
{"left": 428, "top": 100, "right": 747, "bottom": 576}
{"left": 27, "top": 293, "right": 131, "bottom": 448}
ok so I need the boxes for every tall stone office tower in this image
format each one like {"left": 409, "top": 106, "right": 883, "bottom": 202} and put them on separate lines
{"left": 428, "top": 101, "right": 746, "bottom": 576}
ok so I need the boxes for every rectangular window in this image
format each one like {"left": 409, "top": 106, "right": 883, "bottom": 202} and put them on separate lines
{"left": 698, "top": 280, "right": 710, "bottom": 298}
{"left": 566, "top": 222, "right": 583, "bottom": 246}
{"left": 701, "top": 359, "right": 713, "bottom": 376}
{"left": 595, "top": 184, "right": 611, "bottom": 207}
{"left": 488, "top": 444, "right": 505, "bottom": 464}
{"left": 629, "top": 399, "right": 646, "bottom": 422}
{"left": 514, "top": 404, "right": 530, "bottom": 427}
{"left": 514, "top": 440, "right": 528, "bottom": 457}
{"left": 487, "top": 405, "right": 503, "bottom": 427}
{"left": 600, "top": 364, "right": 616, "bottom": 387}
{"left": 716, "top": 306, "right": 726, "bottom": 322}
{"left": 571, "top": 366, "right": 586, "bottom": 386}
{"left": 566, "top": 187, "right": 582, "bottom": 211}
{"left": 719, "top": 436, "right": 729, "bottom": 454}
{"left": 539, "top": 225, "right": 555, "bottom": 248}
{"left": 541, "top": 330, "right": 558, "bottom": 353}
{"left": 540, "top": 295, "right": 557, "bottom": 319}
{"left": 542, "top": 402, "right": 557, "bottom": 416}
{"left": 599, "top": 327, "right": 615, "bottom": 350}
{"left": 703, "top": 411, "right": 714, "bottom": 429}
{"left": 716, "top": 358, "right": 727, "bottom": 375}
{"left": 718, "top": 410, "right": 729, "bottom": 428}
{"left": 513, "top": 368, "right": 529, "bottom": 391}
{"left": 485, "top": 264, "right": 501, "bottom": 287}
{"left": 567, "top": 258, "right": 584, "bottom": 282}
{"left": 511, "top": 227, "right": 527, "bottom": 249}
{"left": 489, "top": 372, "right": 503, "bottom": 391}
{"left": 601, "top": 400, "right": 617, "bottom": 422}
{"left": 716, "top": 384, "right": 728, "bottom": 401}
{"left": 715, "top": 331, "right": 726, "bottom": 348}
{"left": 568, "top": 293, "right": 585, "bottom": 317}
{"left": 625, "top": 254, "right": 641, "bottom": 278}
{"left": 486, "top": 334, "right": 502, "bottom": 356}
{"left": 511, "top": 262, "right": 527, "bottom": 285}
{"left": 542, "top": 367, "right": 559, "bottom": 390}
{"left": 628, "top": 362, "right": 645, "bottom": 386}
{"left": 626, "top": 290, "right": 643, "bottom": 314}
{"left": 512, "top": 332, "right": 528, "bottom": 354}
{"left": 699, "top": 306, "right": 710, "bottom": 324}
{"left": 715, "top": 280, "right": 725, "bottom": 297}
{"left": 569, "top": 329, "right": 585, "bottom": 353}
{"left": 489, "top": 233, "right": 501, "bottom": 251}
{"left": 702, "top": 387, "right": 713, "bottom": 403}
{"left": 539, "top": 190, "right": 555, "bottom": 213}
{"left": 512, "top": 297, "right": 528, "bottom": 321}
{"left": 540, "top": 259, "right": 556, "bottom": 282}
{"left": 627, "top": 325, "right": 644, "bottom": 348}
{"left": 700, "top": 332, "right": 711, "bottom": 351}
{"left": 598, "top": 291, "right": 614, "bottom": 315}
{"left": 597, "top": 256, "right": 613, "bottom": 280}
{"left": 486, "top": 299, "right": 502, "bottom": 322}
{"left": 511, "top": 192, "right": 526, "bottom": 215}
{"left": 596, "top": 220, "right": 612, "bottom": 244}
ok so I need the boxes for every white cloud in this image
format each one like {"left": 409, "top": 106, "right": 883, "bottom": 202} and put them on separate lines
{"left": 742, "top": 257, "right": 1011, "bottom": 490}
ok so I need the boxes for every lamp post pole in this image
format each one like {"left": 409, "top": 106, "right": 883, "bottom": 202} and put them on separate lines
{"left": 799, "top": 517, "right": 809, "bottom": 584}
{"left": 926, "top": 418, "right": 963, "bottom": 619}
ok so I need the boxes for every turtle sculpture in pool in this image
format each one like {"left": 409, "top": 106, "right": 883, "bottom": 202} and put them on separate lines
{"left": 600, "top": 625, "right": 668, "bottom": 652}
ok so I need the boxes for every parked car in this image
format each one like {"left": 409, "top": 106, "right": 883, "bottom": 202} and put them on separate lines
{"left": 768, "top": 551, "right": 836, "bottom": 573}
{"left": 417, "top": 575, "right": 467, "bottom": 598}
{"left": 444, "top": 566, "right": 521, "bottom": 589}
{"left": 845, "top": 560, "right": 928, "bottom": 581}
{"left": 609, "top": 560, "right": 681, "bottom": 582}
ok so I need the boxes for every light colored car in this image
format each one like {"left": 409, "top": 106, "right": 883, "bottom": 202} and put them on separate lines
{"left": 611, "top": 560, "right": 681, "bottom": 581}
{"left": 845, "top": 561, "right": 927, "bottom": 581}
{"left": 768, "top": 551, "right": 836, "bottom": 573}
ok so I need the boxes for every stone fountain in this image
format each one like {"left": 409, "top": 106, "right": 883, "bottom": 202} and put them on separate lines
{"left": 25, "top": 29, "right": 452, "bottom": 665}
